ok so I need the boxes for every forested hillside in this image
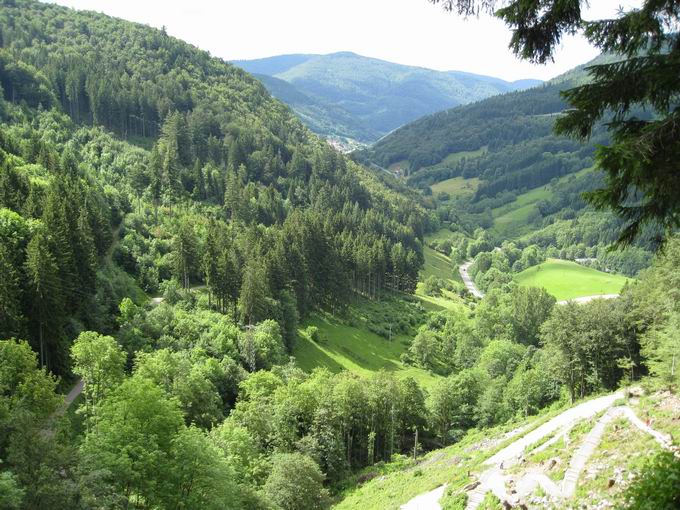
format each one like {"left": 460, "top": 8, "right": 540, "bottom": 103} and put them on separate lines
{"left": 356, "top": 54, "right": 658, "bottom": 278}
{"left": 253, "top": 73, "right": 377, "bottom": 144}
{"left": 0, "top": 2, "right": 432, "bottom": 505}
{"left": 355, "top": 61, "right": 602, "bottom": 189}
{"left": 235, "top": 52, "right": 541, "bottom": 143}
{"left": 0, "top": 0, "right": 427, "bottom": 374}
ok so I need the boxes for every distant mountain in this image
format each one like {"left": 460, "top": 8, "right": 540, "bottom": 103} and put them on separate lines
{"left": 354, "top": 54, "right": 618, "bottom": 197}
{"left": 234, "top": 52, "right": 542, "bottom": 143}
{"left": 236, "top": 54, "right": 315, "bottom": 76}
{"left": 253, "top": 74, "right": 380, "bottom": 143}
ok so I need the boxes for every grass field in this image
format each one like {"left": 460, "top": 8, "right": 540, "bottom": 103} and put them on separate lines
{"left": 515, "top": 259, "right": 631, "bottom": 300}
{"left": 422, "top": 146, "right": 488, "bottom": 173}
{"left": 414, "top": 246, "right": 465, "bottom": 311}
{"left": 415, "top": 285, "right": 465, "bottom": 312}
{"left": 430, "top": 176, "right": 480, "bottom": 197}
{"left": 293, "top": 313, "right": 439, "bottom": 389}
{"left": 424, "top": 227, "right": 457, "bottom": 245}
{"left": 491, "top": 167, "right": 594, "bottom": 237}
{"left": 492, "top": 185, "right": 551, "bottom": 235}
{"left": 421, "top": 246, "right": 455, "bottom": 281}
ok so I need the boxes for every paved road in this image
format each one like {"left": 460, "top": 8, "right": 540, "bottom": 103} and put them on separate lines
{"left": 459, "top": 261, "right": 484, "bottom": 298}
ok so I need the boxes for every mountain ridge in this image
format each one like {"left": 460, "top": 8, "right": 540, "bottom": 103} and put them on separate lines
{"left": 234, "top": 52, "right": 543, "bottom": 143}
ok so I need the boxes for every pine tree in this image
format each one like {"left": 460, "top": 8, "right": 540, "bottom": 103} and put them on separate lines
{"left": 172, "top": 219, "right": 198, "bottom": 289}
{"left": 238, "top": 260, "right": 269, "bottom": 325}
{"left": 433, "top": 0, "right": 680, "bottom": 243}
{"left": 24, "top": 229, "right": 63, "bottom": 369}
{"left": 0, "top": 243, "right": 23, "bottom": 338}
{"left": 41, "top": 182, "right": 77, "bottom": 311}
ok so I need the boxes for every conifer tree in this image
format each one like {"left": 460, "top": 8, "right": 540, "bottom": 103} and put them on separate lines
{"left": 0, "top": 243, "right": 22, "bottom": 339}
{"left": 172, "top": 219, "right": 198, "bottom": 289}
{"left": 24, "top": 229, "right": 62, "bottom": 369}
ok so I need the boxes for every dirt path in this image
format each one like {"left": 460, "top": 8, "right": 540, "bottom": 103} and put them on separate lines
{"left": 150, "top": 284, "right": 206, "bottom": 306}
{"left": 400, "top": 485, "right": 448, "bottom": 510}
{"left": 466, "top": 399, "right": 674, "bottom": 509}
{"left": 557, "top": 294, "right": 619, "bottom": 305}
{"left": 400, "top": 393, "right": 623, "bottom": 510}
{"left": 465, "top": 392, "right": 622, "bottom": 508}
{"left": 50, "top": 226, "right": 125, "bottom": 421}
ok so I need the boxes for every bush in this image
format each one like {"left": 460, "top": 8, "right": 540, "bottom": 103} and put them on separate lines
{"left": 622, "top": 451, "right": 680, "bottom": 509}
{"left": 306, "top": 325, "right": 320, "bottom": 342}
{"left": 441, "top": 491, "right": 467, "bottom": 510}
{"left": 423, "top": 275, "right": 444, "bottom": 296}
{"left": 263, "top": 453, "right": 329, "bottom": 510}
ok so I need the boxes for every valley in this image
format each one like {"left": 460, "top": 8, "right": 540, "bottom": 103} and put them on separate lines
{"left": 0, "top": 1, "right": 678, "bottom": 510}
{"left": 235, "top": 53, "right": 540, "bottom": 144}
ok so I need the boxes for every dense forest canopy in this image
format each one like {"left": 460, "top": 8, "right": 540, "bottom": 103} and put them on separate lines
{"left": 0, "top": 0, "right": 427, "bottom": 375}
{"left": 355, "top": 57, "right": 605, "bottom": 189}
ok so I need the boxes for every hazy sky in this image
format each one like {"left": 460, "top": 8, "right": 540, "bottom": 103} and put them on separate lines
{"left": 47, "top": 0, "right": 639, "bottom": 81}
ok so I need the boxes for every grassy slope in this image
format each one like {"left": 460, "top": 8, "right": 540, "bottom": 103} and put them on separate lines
{"left": 422, "top": 146, "right": 488, "bottom": 175}
{"left": 335, "top": 387, "right": 679, "bottom": 510}
{"left": 334, "top": 404, "right": 566, "bottom": 510}
{"left": 414, "top": 245, "right": 465, "bottom": 311}
{"left": 492, "top": 186, "right": 552, "bottom": 234}
{"left": 292, "top": 236, "right": 465, "bottom": 389}
{"left": 515, "top": 258, "right": 631, "bottom": 300}
{"left": 430, "top": 176, "right": 480, "bottom": 197}
{"left": 293, "top": 314, "right": 439, "bottom": 390}
{"left": 491, "top": 167, "right": 593, "bottom": 237}
{"left": 421, "top": 246, "right": 455, "bottom": 281}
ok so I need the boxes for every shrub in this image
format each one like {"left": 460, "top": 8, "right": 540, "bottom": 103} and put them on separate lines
{"left": 423, "top": 275, "right": 444, "bottom": 296}
{"left": 622, "top": 451, "right": 680, "bottom": 509}
{"left": 441, "top": 491, "right": 467, "bottom": 510}
{"left": 263, "top": 453, "right": 329, "bottom": 510}
{"left": 305, "top": 325, "right": 320, "bottom": 342}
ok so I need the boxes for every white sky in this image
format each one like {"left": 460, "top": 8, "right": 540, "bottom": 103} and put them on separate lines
{"left": 46, "top": 0, "right": 640, "bottom": 81}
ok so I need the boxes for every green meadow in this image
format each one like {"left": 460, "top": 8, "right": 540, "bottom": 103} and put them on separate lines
{"left": 430, "top": 176, "right": 480, "bottom": 197}
{"left": 415, "top": 245, "right": 465, "bottom": 311}
{"left": 491, "top": 167, "right": 594, "bottom": 237}
{"left": 421, "top": 245, "right": 457, "bottom": 281}
{"left": 293, "top": 313, "right": 440, "bottom": 390}
{"left": 515, "top": 258, "right": 631, "bottom": 301}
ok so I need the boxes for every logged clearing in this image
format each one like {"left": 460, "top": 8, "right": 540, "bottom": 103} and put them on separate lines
{"left": 515, "top": 258, "right": 631, "bottom": 301}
